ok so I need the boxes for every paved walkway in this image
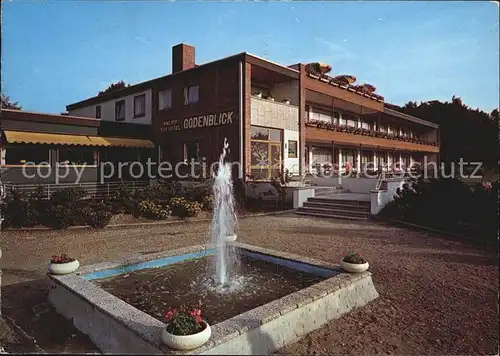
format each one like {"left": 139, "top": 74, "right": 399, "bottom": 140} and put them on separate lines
{"left": 0, "top": 214, "right": 498, "bottom": 354}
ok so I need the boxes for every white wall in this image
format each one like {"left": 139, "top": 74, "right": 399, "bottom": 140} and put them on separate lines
{"left": 284, "top": 130, "right": 300, "bottom": 175}
{"left": 68, "top": 89, "right": 152, "bottom": 125}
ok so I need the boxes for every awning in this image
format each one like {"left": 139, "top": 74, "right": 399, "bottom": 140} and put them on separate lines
{"left": 87, "top": 136, "right": 155, "bottom": 148}
{"left": 3, "top": 131, "right": 155, "bottom": 148}
{"left": 3, "top": 131, "right": 95, "bottom": 146}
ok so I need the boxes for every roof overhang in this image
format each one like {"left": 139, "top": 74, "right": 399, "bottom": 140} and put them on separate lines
{"left": 383, "top": 108, "right": 438, "bottom": 129}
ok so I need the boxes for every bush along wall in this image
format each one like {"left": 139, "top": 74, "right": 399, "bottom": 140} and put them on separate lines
{"left": 0, "top": 181, "right": 215, "bottom": 230}
{"left": 380, "top": 177, "right": 498, "bottom": 240}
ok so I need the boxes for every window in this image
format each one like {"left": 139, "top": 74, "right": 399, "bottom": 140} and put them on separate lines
{"left": 288, "top": 140, "right": 298, "bottom": 158}
{"left": 115, "top": 100, "right": 126, "bottom": 121}
{"left": 58, "top": 147, "right": 97, "bottom": 166}
{"left": 134, "top": 94, "right": 146, "bottom": 118}
{"left": 183, "top": 142, "right": 199, "bottom": 162}
{"left": 361, "top": 121, "right": 371, "bottom": 130}
{"left": 95, "top": 105, "right": 101, "bottom": 119}
{"left": 159, "top": 89, "right": 172, "bottom": 110}
{"left": 4, "top": 145, "right": 50, "bottom": 165}
{"left": 184, "top": 85, "right": 199, "bottom": 105}
{"left": 250, "top": 126, "right": 283, "bottom": 180}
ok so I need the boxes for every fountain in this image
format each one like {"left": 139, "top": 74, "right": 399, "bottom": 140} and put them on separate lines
{"left": 46, "top": 139, "right": 379, "bottom": 354}
{"left": 208, "top": 138, "right": 240, "bottom": 285}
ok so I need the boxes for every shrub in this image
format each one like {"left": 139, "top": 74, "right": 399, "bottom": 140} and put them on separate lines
{"left": 201, "top": 195, "right": 214, "bottom": 211}
{"left": 138, "top": 200, "right": 170, "bottom": 220}
{"left": 169, "top": 197, "right": 202, "bottom": 218}
{"left": 45, "top": 205, "right": 74, "bottom": 230}
{"left": 2, "top": 189, "right": 31, "bottom": 228}
{"left": 50, "top": 187, "right": 86, "bottom": 206}
{"left": 86, "top": 208, "right": 113, "bottom": 229}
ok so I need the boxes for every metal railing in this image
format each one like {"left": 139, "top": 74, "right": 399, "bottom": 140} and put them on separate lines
{"left": 2, "top": 180, "right": 152, "bottom": 200}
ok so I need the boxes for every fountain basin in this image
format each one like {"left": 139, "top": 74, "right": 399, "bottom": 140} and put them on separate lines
{"left": 47, "top": 243, "right": 379, "bottom": 354}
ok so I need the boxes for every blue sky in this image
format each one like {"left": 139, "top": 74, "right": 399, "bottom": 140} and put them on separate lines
{"left": 2, "top": 1, "right": 499, "bottom": 113}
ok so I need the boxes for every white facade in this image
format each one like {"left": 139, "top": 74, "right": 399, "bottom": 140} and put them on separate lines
{"left": 68, "top": 89, "right": 153, "bottom": 125}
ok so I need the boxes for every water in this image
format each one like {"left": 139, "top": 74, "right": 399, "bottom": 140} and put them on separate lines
{"left": 207, "top": 138, "right": 240, "bottom": 285}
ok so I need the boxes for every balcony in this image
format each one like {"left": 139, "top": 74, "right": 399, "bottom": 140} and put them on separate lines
{"left": 250, "top": 96, "right": 299, "bottom": 131}
{"left": 306, "top": 120, "right": 439, "bottom": 153}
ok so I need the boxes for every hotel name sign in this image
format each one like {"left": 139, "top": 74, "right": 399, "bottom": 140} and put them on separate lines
{"left": 161, "top": 110, "right": 235, "bottom": 132}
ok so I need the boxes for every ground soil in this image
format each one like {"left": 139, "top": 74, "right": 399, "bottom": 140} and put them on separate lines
{"left": 96, "top": 255, "right": 323, "bottom": 325}
{"left": 0, "top": 214, "right": 498, "bottom": 355}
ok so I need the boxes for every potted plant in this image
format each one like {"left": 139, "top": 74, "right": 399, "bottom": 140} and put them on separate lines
{"left": 253, "top": 92, "right": 262, "bottom": 98}
{"left": 282, "top": 98, "right": 290, "bottom": 104}
{"left": 162, "top": 304, "right": 211, "bottom": 350}
{"left": 340, "top": 252, "right": 369, "bottom": 273}
{"left": 265, "top": 95, "right": 275, "bottom": 101}
{"left": 48, "top": 254, "right": 80, "bottom": 275}
{"left": 224, "top": 233, "right": 238, "bottom": 242}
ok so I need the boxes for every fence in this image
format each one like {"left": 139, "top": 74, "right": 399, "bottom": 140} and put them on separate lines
{"left": 2, "top": 180, "right": 152, "bottom": 200}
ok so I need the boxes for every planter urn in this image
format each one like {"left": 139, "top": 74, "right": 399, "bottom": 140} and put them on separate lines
{"left": 48, "top": 260, "right": 80, "bottom": 275}
{"left": 162, "top": 321, "right": 211, "bottom": 350}
{"left": 340, "top": 259, "right": 369, "bottom": 273}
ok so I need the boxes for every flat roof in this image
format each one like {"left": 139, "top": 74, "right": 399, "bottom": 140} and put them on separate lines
{"left": 1, "top": 108, "right": 101, "bottom": 127}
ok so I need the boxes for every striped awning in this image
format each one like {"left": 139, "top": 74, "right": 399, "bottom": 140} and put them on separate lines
{"left": 3, "top": 131, "right": 155, "bottom": 148}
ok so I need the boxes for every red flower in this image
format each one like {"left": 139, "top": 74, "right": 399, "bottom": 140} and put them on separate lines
{"left": 195, "top": 315, "right": 202, "bottom": 324}
{"left": 165, "top": 309, "right": 177, "bottom": 320}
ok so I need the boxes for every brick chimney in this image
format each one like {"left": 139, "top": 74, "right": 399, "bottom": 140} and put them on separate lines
{"left": 172, "top": 43, "right": 195, "bottom": 73}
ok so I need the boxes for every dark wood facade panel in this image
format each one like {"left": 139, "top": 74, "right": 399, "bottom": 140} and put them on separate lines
{"left": 306, "top": 127, "right": 439, "bottom": 153}
{"left": 153, "top": 56, "right": 243, "bottom": 170}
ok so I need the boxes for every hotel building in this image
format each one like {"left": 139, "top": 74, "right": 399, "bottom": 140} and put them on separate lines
{"left": 1, "top": 43, "right": 439, "bottom": 186}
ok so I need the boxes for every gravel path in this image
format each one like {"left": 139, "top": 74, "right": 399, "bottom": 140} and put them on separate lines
{"left": 1, "top": 214, "right": 498, "bottom": 355}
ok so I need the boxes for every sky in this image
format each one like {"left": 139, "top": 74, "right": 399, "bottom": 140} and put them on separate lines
{"left": 2, "top": 1, "right": 499, "bottom": 114}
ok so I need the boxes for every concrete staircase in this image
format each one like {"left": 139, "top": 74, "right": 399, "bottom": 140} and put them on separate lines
{"left": 296, "top": 197, "right": 371, "bottom": 220}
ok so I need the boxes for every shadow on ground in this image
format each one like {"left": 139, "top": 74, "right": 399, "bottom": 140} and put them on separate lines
{"left": 1, "top": 278, "right": 100, "bottom": 354}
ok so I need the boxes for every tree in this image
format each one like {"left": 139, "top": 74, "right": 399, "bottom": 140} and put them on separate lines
{"left": 1, "top": 94, "right": 22, "bottom": 110}
{"left": 393, "top": 97, "right": 498, "bottom": 170}
{"left": 98, "top": 80, "right": 130, "bottom": 96}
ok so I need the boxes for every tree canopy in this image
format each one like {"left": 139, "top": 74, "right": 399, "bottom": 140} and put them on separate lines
{"left": 1, "top": 94, "right": 22, "bottom": 110}
{"left": 391, "top": 96, "right": 498, "bottom": 169}
{"left": 98, "top": 80, "right": 130, "bottom": 96}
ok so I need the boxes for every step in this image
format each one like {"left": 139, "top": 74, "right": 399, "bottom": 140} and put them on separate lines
{"left": 303, "top": 201, "right": 371, "bottom": 211}
{"left": 315, "top": 190, "right": 350, "bottom": 196}
{"left": 308, "top": 197, "right": 370, "bottom": 206}
{"left": 297, "top": 207, "right": 371, "bottom": 218}
{"left": 296, "top": 211, "right": 369, "bottom": 220}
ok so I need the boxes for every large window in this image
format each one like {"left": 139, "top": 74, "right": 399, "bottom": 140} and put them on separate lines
{"left": 58, "top": 147, "right": 97, "bottom": 166}
{"left": 159, "top": 89, "right": 172, "bottom": 110}
{"left": 134, "top": 94, "right": 146, "bottom": 118}
{"left": 184, "top": 85, "right": 199, "bottom": 105}
{"left": 4, "top": 145, "right": 50, "bottom": 165}
{"left": 250, "top": 126, "right": 282, "bottom": 180}
{"left": 183, "top": 142, "right": 199, "bottom": 162}
{"left": 115, "top": 100, "right": 126, "bottom": 121}
{"left": 95, "top": 105, "right": 101, "bottom": 119}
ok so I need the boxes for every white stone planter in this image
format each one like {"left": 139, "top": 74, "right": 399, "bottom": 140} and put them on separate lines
{"left": 162, "top": 321, "right": 211, "bottom": 350}
{"left": 224, "top": 234, "right": 237, "bottom": 242}
{"left": 340, "top": 259, "right": 369, "bottom": 273}
{"left": 48, "top": 260, "right": 80, "bottom": 275}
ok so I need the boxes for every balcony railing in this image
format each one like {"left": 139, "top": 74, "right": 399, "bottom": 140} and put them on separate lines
{"left": 306, "top": 119, "right": 439, "bottom": 147}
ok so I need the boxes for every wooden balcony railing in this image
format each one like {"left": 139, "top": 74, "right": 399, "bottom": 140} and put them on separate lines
{"left": 306, "top": 120, "right": 439, "bottom": 147}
